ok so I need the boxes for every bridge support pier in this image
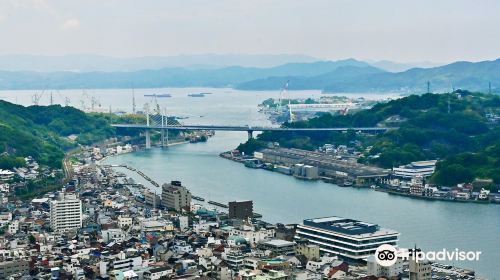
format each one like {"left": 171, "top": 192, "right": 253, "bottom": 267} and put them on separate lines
{"left": 160, "top": 129, "right": 169, "bottom": 148}
{"left": 247, "top": 130, "right": 253, "bottom": 140}
{"left": 166, "top": 129, "right": 169, "bottom": 147}
{"left": 145, "top": 130, "right": 151, "bottom": 149}
{"left": 161, "top": 129, "right": 165, "bottom": 148}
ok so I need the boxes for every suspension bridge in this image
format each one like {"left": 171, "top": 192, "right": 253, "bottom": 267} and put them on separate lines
{"left": 111, "top": 110, "right": 392, "bottom": 149}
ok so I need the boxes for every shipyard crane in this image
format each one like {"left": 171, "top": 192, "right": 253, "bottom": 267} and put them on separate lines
{"left": 147, "top": 94, "right": 161, "bottom": 115}
{"left": 56, "top": 92, "right": 71, "bottom": 107}
{"left": 90, "top": 96, "right": 101, "bottom": 111}
{"left": 32, "top": 90, "right": 45, "bottom": 105}
{"left": 80, "top": 89, "right": 89, "bottom": 110}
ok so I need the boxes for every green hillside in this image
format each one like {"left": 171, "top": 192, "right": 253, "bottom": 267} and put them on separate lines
{"left": 0, "top": 101, "right": 131, "bottom": 168}
{"left": 238, "top": 90, "right": 500, "bottom": 186}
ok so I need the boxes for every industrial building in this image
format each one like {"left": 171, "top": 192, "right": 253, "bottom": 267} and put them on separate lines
{"left": 292, "top": 164, "right": 319, "bottom": 180}
{"left": 295, "top": 216, "right": 399, "bottom": 260}
{"left": 260, "top": 148, "right": 390, "bottom": 186}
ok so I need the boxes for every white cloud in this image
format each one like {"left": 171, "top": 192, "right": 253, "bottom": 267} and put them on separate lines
{"left": 60, "top": 19, "right": 80, "bottom": 30}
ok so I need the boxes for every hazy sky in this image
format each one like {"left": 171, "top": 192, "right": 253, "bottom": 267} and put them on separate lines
{"left": 0, "top": 0, "right": 499, "bottom": 62}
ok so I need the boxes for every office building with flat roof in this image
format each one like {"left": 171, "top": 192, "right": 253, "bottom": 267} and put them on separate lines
{"left": 229, "top": 200, "right": 253, "bottom": 220}
{"left": 161, "top": 181, "right": 191, "bottom": 211}
{"left": 393, "top": 160, "right": 437, "bottom": 179}
{"left": 258, "top": 239, "right": 296, "bottom": 256}
{"left": 295, "top": 216, "right": 399, "bottom": 260}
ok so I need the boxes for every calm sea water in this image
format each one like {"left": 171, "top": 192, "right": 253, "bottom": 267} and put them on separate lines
{"left": 2, "top": 88, "right": 499, "bottom": 278}
{"left": 0, "top": 87, "right": 398, "bottom": 126}
{"left": 104, "top": 133, "right": 499, "bottom": 279}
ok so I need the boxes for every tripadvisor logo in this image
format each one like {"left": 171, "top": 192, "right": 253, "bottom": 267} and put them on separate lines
{"left": 375, "top": 244, "right": 398, "bottom": 266}
{"left": 375, "top": 244, "right": 482, "bottom": 267}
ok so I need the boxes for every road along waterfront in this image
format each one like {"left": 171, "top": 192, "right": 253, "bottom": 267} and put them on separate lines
{"left": 103, "top": 131, "right": 500, "bottom": 279}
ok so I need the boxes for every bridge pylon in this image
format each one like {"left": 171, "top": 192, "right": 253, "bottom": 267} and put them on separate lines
{"left": 145, "top": 130, "right": 151, "bottom": 149}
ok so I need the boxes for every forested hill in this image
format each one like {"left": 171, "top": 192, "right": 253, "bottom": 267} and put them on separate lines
{"left": 239, "top": 90, "right": 500, "bottom": 186}
{"left": 237, "top": 59, "right": 500, "bottom": 92}
{"left": 0, "top": 101, "right": 119, "bottom": 168}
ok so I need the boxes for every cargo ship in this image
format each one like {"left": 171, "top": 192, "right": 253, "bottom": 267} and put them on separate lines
{"left": 144, "top": 93, "right": 172, "bottom": 98}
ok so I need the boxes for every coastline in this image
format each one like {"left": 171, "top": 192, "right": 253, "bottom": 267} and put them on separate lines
{"left": 96, "top": 139, "right": 191, "bottom": 165}
{"left": 81, "top": 136, "right": 498, "bottom": 279}
{"left": 219, "top": 151, "right": 500, "bottom": 205}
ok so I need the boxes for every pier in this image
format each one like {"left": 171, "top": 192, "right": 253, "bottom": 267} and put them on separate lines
{"left": 105, "top": 164, "right": 160, "bottom": 188}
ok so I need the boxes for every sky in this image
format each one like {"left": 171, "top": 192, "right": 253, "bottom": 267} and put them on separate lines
{"left": 0, "top": 0, "right": 499, "bottom": 63}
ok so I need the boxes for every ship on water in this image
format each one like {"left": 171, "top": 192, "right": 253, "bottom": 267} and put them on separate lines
{"left": 144, "top": 93, "right": 172, "bottom": 98}
{"left": 188, "top": 92, "right": 212, "bottom": 97}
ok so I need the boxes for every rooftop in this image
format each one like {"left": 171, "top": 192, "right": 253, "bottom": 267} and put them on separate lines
{"left": 263, "top": 239, "right": 295, "bottom": 247}
{"left": 261, "top": 148, "right": 389, "bottom": 177}
{"left": 302, "top": 216, "right": 398, "bottom": 239}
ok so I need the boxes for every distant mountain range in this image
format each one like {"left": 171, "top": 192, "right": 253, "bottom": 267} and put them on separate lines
{"left": 367, "top": 60, "right": 443, "bottom": 72}
{"left": 0, "top": 54, "right": 319, "bottom": 72}
{"left": 0, "top": 56, "right": 498, "bottom": 93}
{"left": 0, "top": 59, "right": 373, "bottom": 90}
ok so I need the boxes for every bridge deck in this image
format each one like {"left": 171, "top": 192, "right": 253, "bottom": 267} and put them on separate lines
{"left": 111, "top": 124, "right": 391, "bottom": 132}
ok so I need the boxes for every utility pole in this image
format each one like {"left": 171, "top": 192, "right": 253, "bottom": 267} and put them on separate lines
{"left": 161, "top": 107, "right": 165, "bottom": 148}
{"left": 132, "top": 88, "right": 136, "bottom": 114}
{"left": 50, "top": 92, "right": 54, "bottom": 105}
{"left": 164, "top": 107, "right": 169, "bottom": 147}
{"left": 447, "top": 96, "right": 451, "bottom": 114}
{"left": 153, "top": 190, "right": 156, "bottom": 213}
{"left": 427, "top": 81, "right": 430, "bottom": 93}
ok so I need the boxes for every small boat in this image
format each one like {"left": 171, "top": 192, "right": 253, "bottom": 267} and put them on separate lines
{"left": 192, "top": 195, "right": 205, "bottom": 201}
{"left": 342, "top": 180, "right": 354, "bottom": 187}
{"left": 144, "top": 93, "right": 172, "bottom": 98}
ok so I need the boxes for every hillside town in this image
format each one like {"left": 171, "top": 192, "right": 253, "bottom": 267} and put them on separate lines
{"left": 0, "top": 148, "right": 480, "bottom": 280}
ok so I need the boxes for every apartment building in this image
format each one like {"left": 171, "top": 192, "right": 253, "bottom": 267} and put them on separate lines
{"left": 50, "top": 192, "right": 83, "bottom": 232}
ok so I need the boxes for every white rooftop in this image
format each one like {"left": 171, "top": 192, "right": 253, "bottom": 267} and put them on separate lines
{"left": 264, "top": 239, "right": 296, "bottom": 247}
